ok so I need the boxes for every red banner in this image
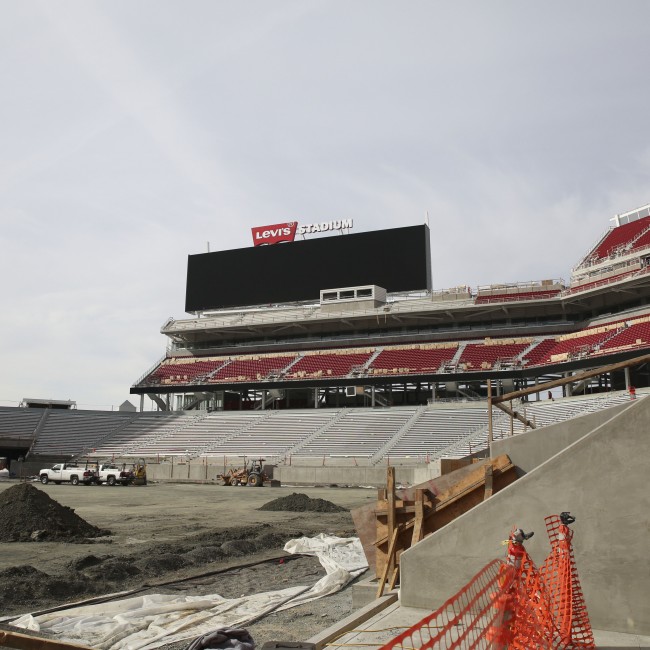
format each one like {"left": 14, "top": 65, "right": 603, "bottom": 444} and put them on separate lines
{"left": 251, "top": 222, "right": 297, "bottom": 246}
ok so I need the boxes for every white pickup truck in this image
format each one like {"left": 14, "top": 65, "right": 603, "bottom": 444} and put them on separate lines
{"left": 89, "top": 463, "right": 122, "bottom": 485}
{"left": 39, "top": 463, "right": 84, "bottom": 485}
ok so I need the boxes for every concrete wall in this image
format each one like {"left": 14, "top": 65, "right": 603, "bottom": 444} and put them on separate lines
{"left": 400, "top": 398, "right": 650, "bottom": 635}
{"left": 274, "top": 463, "right": 440, "bottom": 487}
{"left": 491, "top": 400, "right": 631, "bottom": 475}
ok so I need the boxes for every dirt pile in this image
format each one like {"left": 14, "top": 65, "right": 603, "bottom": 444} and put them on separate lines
{"left": 0, "top": 483, "right": 110, "bottom": 542}
{"left": 258, "top": 492, "right": 348, "bottom": 513}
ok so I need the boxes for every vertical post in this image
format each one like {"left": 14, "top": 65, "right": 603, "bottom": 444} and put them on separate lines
{"left": 509, "top": 400, "right": 514, "bottom": 437}
{"left": 412, "top": 488, "right": 425, "bottom": 545}
{"left": 386, "top": 466, "right": 396, "bottom": 579}
{"left": 487, "top": 379, "right": 493, "bottom": 454}
{"left": 139, "top": 394, "right": 144, "bottom": 412}
{"left": 484, "top": 464, "right": 494, "bottom": 499}
{"left": 624, "top": 367, "right": 631, "bottom": 390}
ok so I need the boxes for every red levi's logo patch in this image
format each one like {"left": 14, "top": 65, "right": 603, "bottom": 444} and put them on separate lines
{"left": 251, "top": 222, "right": 297, "bottom": 246}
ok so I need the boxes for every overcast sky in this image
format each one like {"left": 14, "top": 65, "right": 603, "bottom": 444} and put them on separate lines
{"left": 1, "top": 1, "right": 649, "bottom": 411}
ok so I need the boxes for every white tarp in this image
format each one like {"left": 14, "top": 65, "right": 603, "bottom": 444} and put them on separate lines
{"left": 12, "top": 534, "right": 368, "bottom": 650}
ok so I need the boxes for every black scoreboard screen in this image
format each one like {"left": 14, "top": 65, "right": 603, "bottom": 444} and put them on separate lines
{"left": 185, "top": 224, "right": 431, "bottom": 312}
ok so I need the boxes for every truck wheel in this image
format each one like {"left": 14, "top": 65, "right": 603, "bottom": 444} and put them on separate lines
{"left": 40, "top": 475, "right": 49, "bottom": 484}
{"left": 247, "top": 473, "right": 261, "bottom": 487}
{"left": 71, "top": 476, "right": 79, "bottom": 486}
{"left": 107, "top": 476, "right": 116, "bottom": 486}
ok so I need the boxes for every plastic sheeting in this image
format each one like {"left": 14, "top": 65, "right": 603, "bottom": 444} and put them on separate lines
{"left": 12, "top": 534, "right": 368, "bottom": 650}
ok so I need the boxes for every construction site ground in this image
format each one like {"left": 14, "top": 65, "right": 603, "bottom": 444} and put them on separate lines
{"left": 1, "top": 480, "right": 647, "bottom": 650}
{"left": 0, "top": 480, "right": 376, "bottom": 649}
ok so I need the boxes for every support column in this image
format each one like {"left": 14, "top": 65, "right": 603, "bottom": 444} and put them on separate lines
{"left": 140, "top": 394, "right": 144, "bottom": 412}
{"left": 371, "top": 385, "right": 376, "bottom": 408}
{"left": 624, "top": 367, "right": 631, "bottom": 390}
{"left": 487, "top": 379, "right": 493, "bottom": 454}
{"left": 314, "top": 388, "right": 319, "bottom": 408}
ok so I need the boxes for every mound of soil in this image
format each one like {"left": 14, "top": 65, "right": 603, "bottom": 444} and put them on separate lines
{"left": 0, "top": 565, "right": 94, "bottom": 612}
{"left": 258, "top": 492, "right": 348, "bottom": 513}
{"left": 0, "top": 483, "right": 110, "bottom": 542}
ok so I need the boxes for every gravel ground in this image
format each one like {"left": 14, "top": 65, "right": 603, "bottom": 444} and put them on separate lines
{"left": 0, "top": 480, "right": 377, "bottom": 649}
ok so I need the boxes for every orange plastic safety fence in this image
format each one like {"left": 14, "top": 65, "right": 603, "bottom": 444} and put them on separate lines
{"left": 539, "top": 514, "right": 595, "bottom": 649}
{"left": 379, "top": 515, "right": 594, "bottom": 650}
{"left": 377, "top": 559, "right": 516, "bottom": 650}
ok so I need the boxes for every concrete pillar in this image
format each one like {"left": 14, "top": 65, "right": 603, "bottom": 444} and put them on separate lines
{"left": 624, "top": 367, "right": 631, "bottom": 389}
{"left": 314, "top": 388, "right": 319, "bottom": 408}
{"left": 565, "top": 372, "right": 573, "bottom": 397}
{"left": 140, "top": 394, "right": 144, "bottom": 412}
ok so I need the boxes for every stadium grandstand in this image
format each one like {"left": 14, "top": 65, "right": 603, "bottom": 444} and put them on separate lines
{"left": 2, "top": 204, "right": 650, "bottom": 479}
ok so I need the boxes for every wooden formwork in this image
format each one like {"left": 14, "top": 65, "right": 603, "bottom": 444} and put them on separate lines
{"left": 370, "top": 455, "right": 517, "bottom": 597}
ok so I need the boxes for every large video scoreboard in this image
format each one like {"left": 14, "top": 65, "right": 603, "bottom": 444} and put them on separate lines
{"left": 185, "top": 224, "right": 431, "bottom": 312}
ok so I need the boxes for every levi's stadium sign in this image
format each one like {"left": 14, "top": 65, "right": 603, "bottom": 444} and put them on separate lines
{"left": 251, "top": 219, "right": 354, "bottom": 246}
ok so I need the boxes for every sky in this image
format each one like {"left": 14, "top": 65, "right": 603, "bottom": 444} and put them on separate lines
{"left": 1, "top": 0, "right": 649, "bottom": 411}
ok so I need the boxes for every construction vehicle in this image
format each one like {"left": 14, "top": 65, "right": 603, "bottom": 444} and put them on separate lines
{"left": 119, "top": 458, "right": 147, "bottom": 486}
{"left": 218, "top": 457, "right": 268, "bottom": 487}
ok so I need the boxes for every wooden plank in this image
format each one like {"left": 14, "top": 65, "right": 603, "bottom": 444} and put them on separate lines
{"left": 484, "top": 465, "right": 494, "bottom": 500}
{"left": 388, "top": 564, "right": 400, "bottom": 590}
{"left": 0, "top": 630, "right": 91, "bottom": 650}
{"left": 385, "top": 466, "right": 396, "bottom": 581}
{"left": 376, "top": 526, "right": 399, "bottom": 599}
{"left": 412, "top": 488, "right": 425, "bottom": 545}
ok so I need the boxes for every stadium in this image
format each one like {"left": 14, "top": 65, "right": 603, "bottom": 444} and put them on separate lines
{"left": 2, "top": 204, "right": 650, "bottom": 475}
{"left": 1, "top": 203, "right": 649, "bottom": 645}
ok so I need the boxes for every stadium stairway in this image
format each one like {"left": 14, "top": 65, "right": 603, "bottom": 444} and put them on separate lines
{"left": 369, "top": 405, "right": 427, "bottom": 464}
{"left": 278, "top": 408, "right": 347, "bottom": 460}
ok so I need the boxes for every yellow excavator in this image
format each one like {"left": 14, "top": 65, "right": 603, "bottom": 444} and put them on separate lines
{"left": 120, "top": 458, "right": 147, "bottom": 486}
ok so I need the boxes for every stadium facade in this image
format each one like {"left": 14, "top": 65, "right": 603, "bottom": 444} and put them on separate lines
{"left": 131, "top": 204, "right": 650, "bottom": 413}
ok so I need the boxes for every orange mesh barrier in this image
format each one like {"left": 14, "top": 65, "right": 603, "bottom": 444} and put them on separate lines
{"left": 379, "top": 515, "right": 594, "bottom": 650}
{"left": 377, "top": 559, "right": 517, "bottom": 649}
{"left": 539, "top": 514, "right": 595, "bottom": 648}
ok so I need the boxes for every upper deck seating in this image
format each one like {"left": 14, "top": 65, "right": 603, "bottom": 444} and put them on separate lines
{"left": 474, "top": 289, "right": 561, "bottom": 304}
{"left": 369, "top": 345, "right": 457, "bottom": 376}
{"left": 567, "top": 270, "right": 637, "bottom": 295}
{"left": 148, "top": 358, "right": 225, "bottom": 385}
{"left": 459, "top": 340, "right": 530, "bottom": 370}
{"left": 526, "top": 323, "right": 623, "bottom": 365}
{"left": 286, "top": 350, "right": 373, "bottom": 379}
{"left": 208, "top": 355, "right": 297, "bottom": 383}
{"left": 587, "top": 216, "right": 650, "bottom": 263}
{"left": 521, "top": 338, "right": 558, "bottom": 366}
{"left": 595, "top": 318, "right": 650, "bottom": 355}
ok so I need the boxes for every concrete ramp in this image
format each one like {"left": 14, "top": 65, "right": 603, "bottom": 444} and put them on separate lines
{"left": 399, "top": 396, "right": 650, "bottom": 636}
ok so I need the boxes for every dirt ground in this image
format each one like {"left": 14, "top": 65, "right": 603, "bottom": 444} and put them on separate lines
{"left": 0, "top": 480, "right": 377, "bottom": 649}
